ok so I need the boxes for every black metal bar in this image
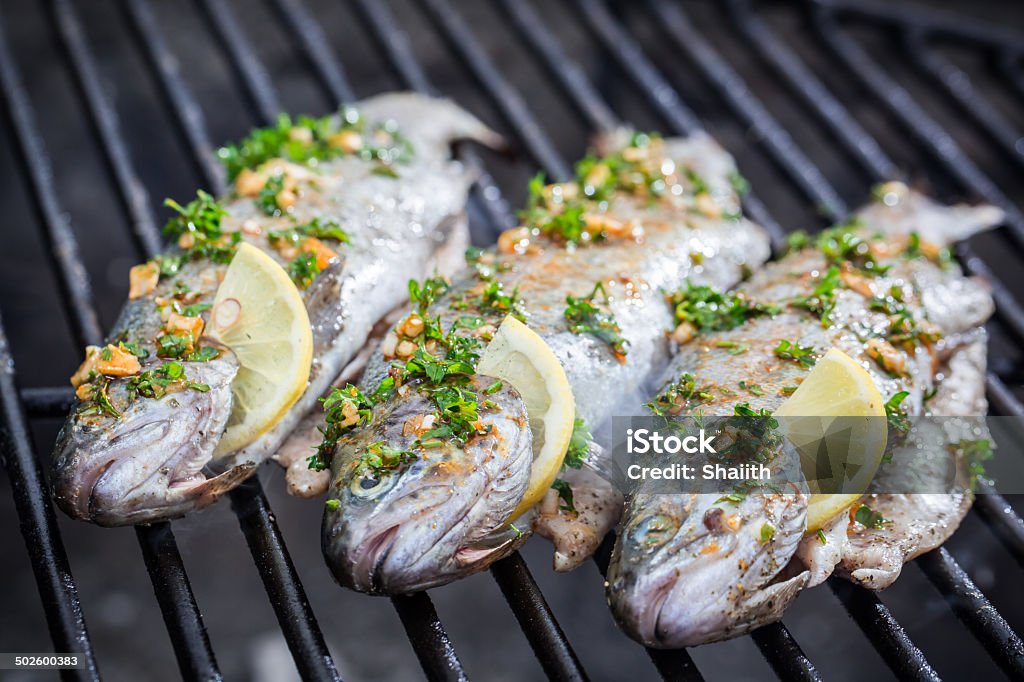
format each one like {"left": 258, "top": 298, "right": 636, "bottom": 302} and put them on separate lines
{"left": 21, "top": 386, "right": 76, "bottom": 418}
{"left": 813, "top": 0, "right": 1024, "bottom": 53}
{"left": 122, "top": 0, "right": 226, "bottom": 193}
{"left": 648, "top": 0, "right": 847, "bottom": 219}
{"left": 417, "top": 0, "right": 572, "bottom": 181}
{"left": 0, "top": 316, "right": 99, "bottom": 681}
{"left": 48, "top": 0, "right": 161, "bottom": 257}
{"left": 973, "top": 484, "right": 1024, "bottom": 570}
{"left": 828, "top": 578, "right": 941, "bottom": 682}
{"left": 572, "top": 0, "right": 785, "bottom": 248}
{"left": 726, "top": 0, "right": 898, "bottom": 181}
{"left": 42, "top": 3, "right": 236, "bottom": 675}
{"left": 135, "top": 524, "right": 223, "bottom": 682}
{"left": 490, "top": 554, "right": 589, "bottom": 682}
{"left": 750, "top": 623, "right": 822, "bottom": 682}
{"left": 905, "top": 30, "right": 1024, "bottom": 170}
{"left": 729, "top": 1, "right": 1024, "bottom": 344}
{"left": 391, "top": 592, "right": 469, "bottom": 682}
{"left": 196, "top": 0, "right": 282, "bottom": 123}
{"left": 0, "top": 14, "right": 102, "bottom": 350}
{"left": 123, "top": 7, "right": 341, "bottom": 676}
{"left": 810, "top": 3, "right": 1024, "bottom": 248}
{"left": 267, "top": 0, "right": 356, "bottom": 105}
{"left": 496, "top": 0, "right": 618, "bottom": 133}
{"left": 228, "top": 478, "right": 341, "bottom": 681}
{"left": 349, "top": 0, "right": 514, "bottom": 236}
{"left": 916, "top": 548, "right": 1024, "bottom": 679}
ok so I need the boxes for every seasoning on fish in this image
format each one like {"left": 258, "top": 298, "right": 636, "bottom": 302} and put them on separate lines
{"left": 606, "top": 182, "right": 1002, "bottom": 648}
{"left": 51, "top": 93, "right": 499, "bottom": 526}
{"left": 319, "top": 129, "right": 772, "bottom": 594}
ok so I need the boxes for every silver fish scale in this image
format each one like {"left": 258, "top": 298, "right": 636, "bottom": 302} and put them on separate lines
{"left": 51, "top": 93, "right": 493, "bottom": 525}
{"left": 325, "top": 132, "right": 773, "bottom": 594}
{"left": 608, "top": 187, "right": 1003, "bottom": 648}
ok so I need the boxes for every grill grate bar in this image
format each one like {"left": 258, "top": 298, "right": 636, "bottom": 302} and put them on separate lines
{"left": 197, "top": 0, "right": 282, "bottom": 123}
{"left": 573, "top": 0, "right": 785, "bottom": 249}
{"left": 827, "top": 578, "right": 942, "bottom": 682}
{"left": 811, "top": 4, "right": 1024, "bottom": 247}
{"left": 495, "top": 0, "right": 618, "bottom": 133}
{"left": 749, "top": 625, "right": 822, "bottom": 682}
{"left": 350, "top": 0, "right": 512, "bottom": 235}
{"left": 0, "top": 8, "right": 225, "bottom": 678}
{"left": 648, "top": 0, "right": 847, "bottom": 219}
{"left": 622, "top": 1, "right": 1024, "bottom": 675}
{"left": 0, "top": 315, "right": 99, "bottom": 681}
{"left": 21, "top": 386, "right": 76, "bottom": 418}
{"left": 392, "top": 592, "right": 468, "bottom": 682}
{"left": 228, "top": 479, "right": 341, "bottom": 681}
{"left": 490, "top": 554, "right": 589, "bottom": 682}
{"left": 123, "top": 0, "right": 226, "bottom": 193}
{"left": 418, "top": 0, "right": 571, "bottom": 182}
{"left": 720, "top": 0, "right": 1024, "bottom": 573}
{"left": 817, "top": 0, "right": 1024, "bottom": 53}
{"left": 905, "top": 33, "right": 1024, "bottom": 171}
{"left": 48, "top": 0, "right": 160, "bottom": 258}
{"left": 135, "top": 9, "right": 346, "bottom": 677}
{"left": 0, "top": 13, "right": 101, "bottom": 350}
{"left": 134, "top": 523, "right": 222, "bottom": 681}
{"left": 916, "top": 548, "right": 1024, "bottom": 678}
{"left": 268, "top": 0, "right": 356, "bottom": 105}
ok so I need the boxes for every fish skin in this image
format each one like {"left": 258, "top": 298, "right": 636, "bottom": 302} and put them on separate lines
{"left": 323, "top": 131, "right": 772, "bottom": 594}
{"left": 607, "top": 185, "right": 1001, "bottom": 647}
{"left": 52, "top": 93, "right": 494, "bottom": 526}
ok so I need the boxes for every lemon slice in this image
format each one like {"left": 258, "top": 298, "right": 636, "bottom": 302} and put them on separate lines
{"left": 207, "top": 242, "right": 313, "bottom": 455}
{"left": 477, "top": 315, "right": 576, "bottom": 522}
{"left": 773, "top": 347, "right": 887, "bottom": 531}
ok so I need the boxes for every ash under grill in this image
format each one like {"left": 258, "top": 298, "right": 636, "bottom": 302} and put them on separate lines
{"left": 0, "top": 0, "right": 1022, "bottom": 680}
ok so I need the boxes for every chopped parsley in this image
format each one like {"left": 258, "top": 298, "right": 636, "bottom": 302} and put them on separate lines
{"left": 564, "top": 418, "right": 591, "bottom": 469}
{"left": 311, "top": 381, "right": 395, "bottom": 471}
{"left": 288, "top": 251, "right": 321, "bottom": 288}
{"left": 480, "top": 280, "right": 527, "bottom": 321}
{"left": 715, "top": 340, "right": 749, "bottom": 355}
{"left": 217, "top": 107, "right": 413, "bottom": 181}
{"left": 257, "top": 174, "right": 287, "bottom": 216}
{"left": 791, "top": 264, "right": 842, "bottom": 326}
{"left": 408, "top": 276, "right": 450, "bottom": 314}
{"left": 268, "top": 217, "right": 350, "bottom": 247}
{"left": 884, "top": 391, "right": 910, "bottom": 435}
{"left": 551, "top": 479, "right": 576, "bottom": 513}
{"left": 716, "top": 491, "right": 747, "bottom": 505}
{"left": 760, "top": 522, "right": 776, "bottom": 543}
{"left": 126, "top": 361, "right": 210, "bottom": 401}
{"left": 668, "top": 283, "right": 779, "bottom": 335}
{"left": 645, "top": 373, "right": 713, "bottom": 416}
{"left": 773, "top": 339, "right": 816, "bottom": 368}
{"left": 163, "top": 191, "right": 240, "bottom": 264}
{"left": 854, "top": 504, "right": 891, "bottom": 529}
{"left": 816, "top": 529, "right": 827, "bottom": 545}
{"left": 356, "top": 441, "right": 417, "bottom": 477}
{"left": 739, "top": 381, "right": 764, "bottom": 396}
{"left": 564, "top": 282, "right": 628, "bottom": 357}
{"left": 958, "top": 438, "right": 994, "bottom": 489}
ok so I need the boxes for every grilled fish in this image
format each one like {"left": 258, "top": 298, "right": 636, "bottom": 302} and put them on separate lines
{"left": 606, "top": 182, "right": 1001, "bottom": 648}
{"left": 52, "top": 93, "right": 496, "bottom": 526}
{"left": 319, "top": 131, "right": 772, "bottom": 594}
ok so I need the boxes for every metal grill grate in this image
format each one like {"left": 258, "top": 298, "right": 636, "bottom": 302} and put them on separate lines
{"left": 0, "top": 1, "right": 1023, "bottom": 680}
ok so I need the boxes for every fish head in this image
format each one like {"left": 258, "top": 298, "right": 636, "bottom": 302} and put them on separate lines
{"left": 323, "top": 376, "right": 534, "bottom": 594}
{"left": 607, "top": 490, "right": 807, "bottom": 647}
{"left": 51, "top": 355, "right": 253, "bottom": 526}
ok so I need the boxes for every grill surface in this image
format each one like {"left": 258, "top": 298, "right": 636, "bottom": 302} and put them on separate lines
{"left": 0, "top": 1, "right": 1023, "bottom": 680}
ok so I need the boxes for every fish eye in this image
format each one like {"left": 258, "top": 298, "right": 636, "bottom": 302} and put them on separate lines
{"left": 350, "top": 472, "right": 393, "bottom": 497}
{"left": 632, "top": 513, "right": 679, "bottom": 549}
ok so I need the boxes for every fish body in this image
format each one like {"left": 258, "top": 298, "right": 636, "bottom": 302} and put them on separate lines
{"left": 52, "top": 93, "right": 494, "bottom": 526}
{"left": 322, "top": 131, "right": 772, "bottom": 594}
{"left": 607, "top": 183, "right": 1001, "bottom": 647}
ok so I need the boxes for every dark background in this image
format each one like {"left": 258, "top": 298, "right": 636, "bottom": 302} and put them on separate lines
{"left": 1, "top": 0, "right": 1023, "bottom": 680}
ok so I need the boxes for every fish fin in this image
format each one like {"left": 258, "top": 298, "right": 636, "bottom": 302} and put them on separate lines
{"left": 858, "top": 183, "right": 1003, "bottom": 246}
{"left": 356, "top": 92, "right": 504, "bottom": 154}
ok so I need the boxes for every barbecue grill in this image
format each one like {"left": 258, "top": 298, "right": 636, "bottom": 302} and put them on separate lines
{"left": 1, "top": 0, "right": 1022, "bottom": 680}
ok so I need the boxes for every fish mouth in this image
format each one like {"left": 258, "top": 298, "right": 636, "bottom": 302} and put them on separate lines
{"left": 644, "top": 574, "right": 679, "bottom": 647}
{"left": 357, "top": 525, "right": 400, "bottom": 592}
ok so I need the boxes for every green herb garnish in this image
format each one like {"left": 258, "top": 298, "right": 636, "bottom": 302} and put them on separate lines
{"left": 854, "top": 504, "right": 891, "bottom": 529}
{"left": 668, "top": 283, "right": 779, "bottom": 335}
{"left": 565, "top": 282, "right": 628, "bottom": 357}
